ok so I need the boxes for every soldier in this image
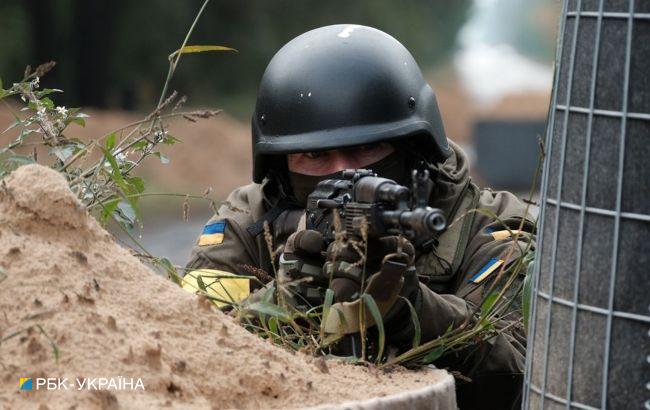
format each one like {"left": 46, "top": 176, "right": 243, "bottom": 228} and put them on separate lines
{"left": 185, "top": 25, "right": 535, "bottom": 409}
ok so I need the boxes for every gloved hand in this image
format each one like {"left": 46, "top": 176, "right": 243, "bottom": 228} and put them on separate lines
{"left": 325, "top": 235, "right": 416, "bottom": 302}
{"left": 320, "top": 235, "right": 422, "bottom": 338}
{"left": 277, "top": 230, "right": 328, "bottom": 308}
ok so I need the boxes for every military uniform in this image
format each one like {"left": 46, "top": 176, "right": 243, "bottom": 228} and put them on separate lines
{"left": 185, "top": 24, "right": 536, "bottom": 409}
{"left": 187, "top": 141, "right": 536, "bottom": 409}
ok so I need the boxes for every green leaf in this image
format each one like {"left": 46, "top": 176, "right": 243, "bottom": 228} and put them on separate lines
{"left": 153, "top": 152, "right": 169, "bottom": 164}
{"left": 160, "top": 257, "right": 181, "bottom": 285}
{"left": 66, "top": 112, "right": 88, "bottom": 127}
{"left": 101, "top": 148, "right": 128, "bottom": 187}
{"left": 70, "top": 117, "right": 86, "bottom": 127}
{"left": 421, "top": 345, "right": 445, "bottom": 364}
{"left": 41, "top": 97, "right": 54, "bottom": 109}
{"left": 100, "top": 198, "right": 120, "bottom": 225}
{"left": 268, "top": 316, "right": 279, "bottom": 336}
{"left": 260, "top": 284, "right": 276, "bottom": 304}
{"left": 163, "top": 134, "right": 181, "bottom": 145}
{"left": 168, "top": 45, "right": 238, "bottom": 61}
{"left": 320, "top": 288, "right": 334, "bottom": 333}
{"left": 196, "top": 274, "right": 207, "bottom": 291}
{"left": 400, "top": 296, "right": 421, "bottom": 349}
{"left": 245, "top": 301, "right": 291, "bottom": 322}
{"left": 105, "top": 133, "right": 116, "bottom": 150}
{"left": 101, "top": 147, "right": 136, "bottom": 204}
{"left": 522, "top": 254, "right": 536, "bottom": 332}
{"left": 481, "top": 292, "right": 499, "bottom": 318}
{"left": 131, "top": 140, "right": 148, "bottom": 151}
{"left": 36, "top": 88, "right": 63, "bottom": 97}
{"left": 361, "top": 293, "right": 385, "bottom": 363}
{"left": 127, "top": 176, "right": 145, "bottom": 194}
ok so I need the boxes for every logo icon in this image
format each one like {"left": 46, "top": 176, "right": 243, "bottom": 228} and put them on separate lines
{"left": 19, "top": 378, "right": 32, "bottom": 391}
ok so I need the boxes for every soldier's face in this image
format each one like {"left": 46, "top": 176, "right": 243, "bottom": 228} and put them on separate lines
{"left": 287, "top": 143, "right": 394, "bottom": 176}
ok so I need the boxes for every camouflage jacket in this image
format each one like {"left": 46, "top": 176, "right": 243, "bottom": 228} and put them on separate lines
{"left": 186, "top": 141, "right": 536, "bottom": 409}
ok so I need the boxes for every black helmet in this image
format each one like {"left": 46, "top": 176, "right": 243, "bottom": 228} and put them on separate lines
{"left": 251, "top": 24, "right": 451, "bottom": 183}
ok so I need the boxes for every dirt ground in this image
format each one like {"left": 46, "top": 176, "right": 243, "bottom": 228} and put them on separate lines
{"left": 0, "top": 164, "right": 450, "bottom": 409}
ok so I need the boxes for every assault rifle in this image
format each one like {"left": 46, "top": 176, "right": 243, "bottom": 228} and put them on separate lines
{"left": 305, "top": 168, "right": 447, "bottom": 248}
{"left": 279, "top": 169, "right": 446, "bottom": 307}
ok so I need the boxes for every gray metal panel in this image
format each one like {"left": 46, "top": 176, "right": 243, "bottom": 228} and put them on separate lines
{"left": 524, "top": 0, "right": 650, "bottom": 409}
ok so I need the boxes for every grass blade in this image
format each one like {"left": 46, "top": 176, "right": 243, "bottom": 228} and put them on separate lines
{"left": 522, "top": 255, "right": 536, "bottom": 332}
{"left": 399, "top": 296, "right": 421, "bottom": 349}
{"left": 246, "top": 301, "right": 291, "bottom": 323}
{"left": 320, "top": 288, "right": 334, "bottom": 340}
{"left": 361, "top": 293, "right": 385, "bottom": 363}
{"left": 481, "top": 292, "right": 499, "bottom": 318}
{"left": 168, "top": 45, "right": 237, "bottom": 61}
{"left": 421, "top": 345, "right": 444, "bottom": 365}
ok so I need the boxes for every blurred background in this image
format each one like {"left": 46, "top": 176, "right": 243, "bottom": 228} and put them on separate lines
{"left": 0, "top": 0, "right": 560, "bottom": 264}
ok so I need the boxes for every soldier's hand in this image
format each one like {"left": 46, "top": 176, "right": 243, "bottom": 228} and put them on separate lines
{"left": 325, "top": 235, "right": 416, "bottom": 303}
{"left": 278, "top": 229, "right": 327, "bottom": 285}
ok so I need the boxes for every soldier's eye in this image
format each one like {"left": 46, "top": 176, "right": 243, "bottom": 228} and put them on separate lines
{"left": 305, "top": 152, "right": 323, "bottom": 159}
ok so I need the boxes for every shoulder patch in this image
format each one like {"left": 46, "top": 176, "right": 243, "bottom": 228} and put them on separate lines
{"left": 198, "top": 220, "right": 226, "bottom": 246}
{"left": 469, "top": 257, "right": 504, "bottom": 284}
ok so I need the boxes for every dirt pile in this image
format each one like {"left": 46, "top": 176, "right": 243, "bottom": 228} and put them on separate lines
{"left": 0, "top": 164, "right": 449, "bottom": 409}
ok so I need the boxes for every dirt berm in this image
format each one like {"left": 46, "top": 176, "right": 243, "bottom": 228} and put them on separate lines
{"left": 0, "top": 164, "right": 454, "bottom": 409}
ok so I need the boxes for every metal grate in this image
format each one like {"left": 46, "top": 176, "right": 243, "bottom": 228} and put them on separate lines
{"left": 523, "top": 0, "right": 650, "bottom": 409}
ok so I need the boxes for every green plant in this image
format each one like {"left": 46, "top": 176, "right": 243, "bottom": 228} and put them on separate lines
{"left": 0, "top": 0, "right": 234, "bottom": 283}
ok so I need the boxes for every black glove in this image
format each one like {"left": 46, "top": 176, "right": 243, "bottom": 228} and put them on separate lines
{"left": 324, "top": 235, "right": 418, "bottom": 306}
{"left": 278, "top": 230, "right": 328, "bottom": 308}
{"left": 283, "top": 230, "right": 325, "bottom": 266}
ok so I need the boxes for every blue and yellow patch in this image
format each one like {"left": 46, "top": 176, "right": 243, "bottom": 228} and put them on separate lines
{"left": 469, "top": 257, "right": 504, "bottom": 284}
{"left": 19, "top": 378, "right": 32, "bottom": 391}
{"left": 198, "top": 221, "right": 226, "bottom": 246}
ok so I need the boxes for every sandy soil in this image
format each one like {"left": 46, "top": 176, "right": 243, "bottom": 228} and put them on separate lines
{"left": 0, "top": 164, "right": 448, "bottom": 410}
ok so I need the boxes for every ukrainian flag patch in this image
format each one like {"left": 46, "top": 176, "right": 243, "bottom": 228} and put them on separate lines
{"left": 469, "top": 257, "right": 504, "bottom": 284}
{"left": 198, "top": 220, "right": 226, "bottom": 246}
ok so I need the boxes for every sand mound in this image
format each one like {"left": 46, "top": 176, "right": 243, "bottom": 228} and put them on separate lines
{"left": 0, "top": 164, "right": 449, "bottom": 409}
